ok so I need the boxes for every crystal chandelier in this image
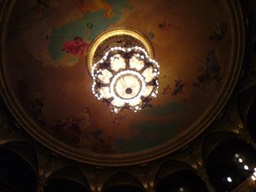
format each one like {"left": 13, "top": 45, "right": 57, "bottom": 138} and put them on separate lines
{"left": 87, "top": 28, "right": 160, "bottom": 113}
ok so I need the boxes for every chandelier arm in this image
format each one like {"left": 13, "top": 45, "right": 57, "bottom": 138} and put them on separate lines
{"left": 91, "top": 44, "right": 159, "bottom": 113}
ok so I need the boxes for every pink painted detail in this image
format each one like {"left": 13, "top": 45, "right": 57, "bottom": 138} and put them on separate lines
{"left": 62, "top": 37, "right": 89, "bottom": 56}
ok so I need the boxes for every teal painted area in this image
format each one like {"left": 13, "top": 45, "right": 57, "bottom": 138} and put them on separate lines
{"left": 106, "top": 0, "right": 131, "bottom": 11}
{"left": 115, "top": 120, "right": 185, "bottom": 153}
{"left": 92, "top": 129, "right": 102, "bottom": 139}
{"left": 147, "top": 31, "right": 155, "bottom": 40}
{"left": 48, "top": 0, "right": 130, "bottom": 60}
{"left": 142, "top": 102, "right": 186, "bottom": 116}
{"left": 69, "top": 56, "right": 78, "bottom": 62}
{"left": 114, "top": 102, "right": 186, "bottom": 153}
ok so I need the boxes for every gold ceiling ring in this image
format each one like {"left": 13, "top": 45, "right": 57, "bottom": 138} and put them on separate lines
{"left": 86, "top": 27, "right": 155, "bottom": 75}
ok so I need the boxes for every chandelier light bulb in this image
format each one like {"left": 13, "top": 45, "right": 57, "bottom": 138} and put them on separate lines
{"left": 91, "top": 46, "right": 160, "bottom": 113}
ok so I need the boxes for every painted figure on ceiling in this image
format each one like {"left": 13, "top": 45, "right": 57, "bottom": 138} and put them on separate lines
{"left": 62, "top": 36, "right": 90, "bottom": 56}
{"left": 75, "top": 0, "right": 113, "bottom": 18}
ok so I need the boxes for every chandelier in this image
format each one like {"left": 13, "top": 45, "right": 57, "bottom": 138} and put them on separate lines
{"left": 87, "top": 28, "right": 160, "bottom": 113}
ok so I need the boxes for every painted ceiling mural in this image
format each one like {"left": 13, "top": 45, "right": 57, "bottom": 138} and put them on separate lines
{"left": 1, "top": 0, "right": 243, "bottom": 164}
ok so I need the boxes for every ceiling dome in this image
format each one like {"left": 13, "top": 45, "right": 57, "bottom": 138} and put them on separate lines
{"left": 0, "top": 0, "right": 244, "bottom": 166}
{"left": 2, "top": 0, "right": 256, "bottom": 192}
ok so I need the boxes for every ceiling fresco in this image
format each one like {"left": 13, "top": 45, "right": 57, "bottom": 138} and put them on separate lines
{"left": 0, "top": 0, "right": 243, "bottom": 165}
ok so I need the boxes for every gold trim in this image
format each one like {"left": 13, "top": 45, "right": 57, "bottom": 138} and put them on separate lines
{"left": 0, "top": 0, "right": 245, "bottom": 166}
{"left": 86, "top": 27, "right": 154, "bottom": 74}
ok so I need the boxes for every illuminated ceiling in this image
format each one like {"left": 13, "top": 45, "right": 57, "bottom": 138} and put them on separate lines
{"left": 0, "top": 0, "right": 244, "bottom": 165}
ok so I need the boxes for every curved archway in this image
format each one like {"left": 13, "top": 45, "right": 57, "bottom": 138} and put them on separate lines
{"left": 155, "top": 160, "right": 192, "bottom": 184}
{"left": 206, "top": 137, "right": 256, "bottom": 191}
{"left": 102, "top": 171, "right": 146, "bottom": 192}
{"left": 155, "top": 160, "right": 207, "bottom": 192}
{"left": 44, "top": 166, "right": 91, "bottom": 192}
{"left": 0, "top": 142, "right": 38, "bottom": 192}
{"left": 245, "top": 97, "right": 256, "bottom": 141}
{"left": 155, "top": 169, "right": 207, "bottom": 192}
